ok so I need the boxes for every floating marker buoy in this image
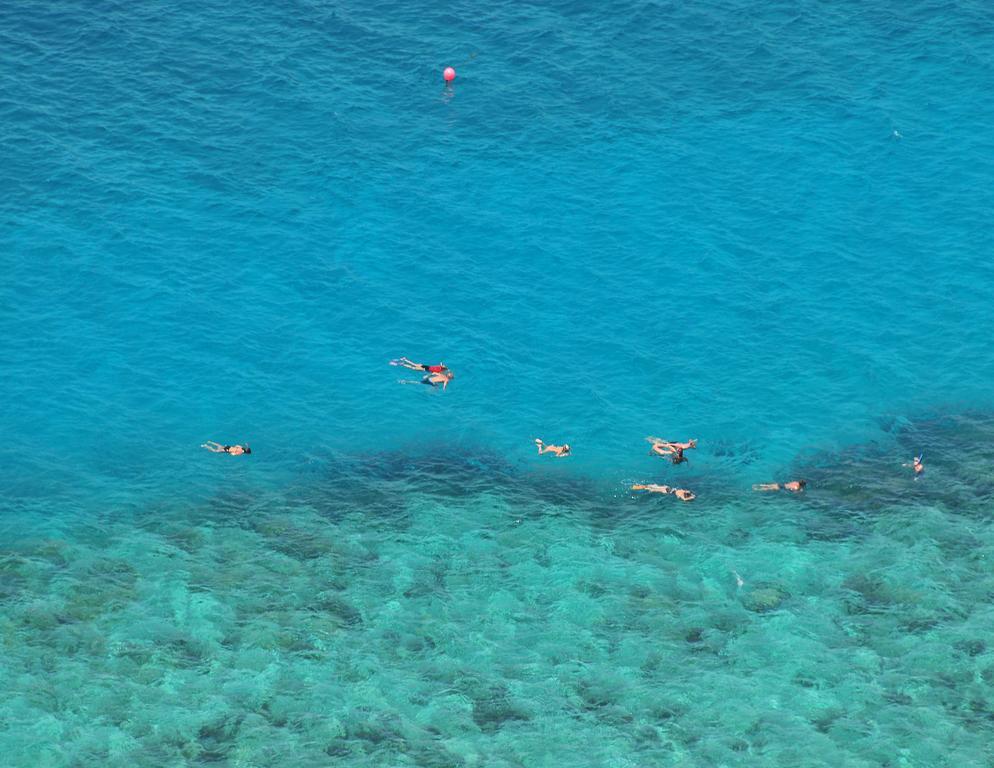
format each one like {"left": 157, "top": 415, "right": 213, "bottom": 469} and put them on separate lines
{"left": 443, "top": 66, "right": 456, "bottom": 82}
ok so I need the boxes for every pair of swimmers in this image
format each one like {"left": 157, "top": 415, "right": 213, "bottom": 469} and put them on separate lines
{"left": 535, "top": 436, "right": 696, "bottom": 461}
{"left": 640, "top": 436, "right": 698, "bottom": 501}
{"left": 751, "top": 452, "right": 922, "bottom": 489}
{"left": 634, "top": 479, "right": 808, "bottom": 500}
{"left": 647, "top": 436, "right": 697, "bottom": 465}
{"left": 390, "top": 357, "right": 454, "bottom": 390}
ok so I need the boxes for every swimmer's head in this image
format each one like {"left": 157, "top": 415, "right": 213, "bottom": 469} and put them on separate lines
{"left": 243, "top": 445, "right": 252, "bottom": 455}
{"left": 562, "top": 444, "right": 571, "bottom": 455}
{"left": 446, "top": 371, "right": 455, "bottom": 379}
{"left": 689, "top": 439, "right": 698, "bottom": 448}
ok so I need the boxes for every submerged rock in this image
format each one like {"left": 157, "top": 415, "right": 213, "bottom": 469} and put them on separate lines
{"left": 466, "top": 683, "right": 531, "bottom": 734}
{"left": 741, "top": 582, "right": 791, "bottom": 613}
{"left": 954, "top": 638, "right": 986, "bottom": 657}
{"left": 196, "top": 713, "right": 244, "bottom": 762}
{"left": 314, "top": 594, "right": 363, "bottom": 627}
{"left": 471, "top": 695, "right": 531, "bottom": 733}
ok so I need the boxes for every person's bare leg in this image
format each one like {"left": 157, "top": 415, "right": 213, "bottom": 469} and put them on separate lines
{"left": 201, "top": 441, "right": 224, "bottom": 453}
{"left": 752, "top": 483, "right": 782, "bottom": 492}
{"left": 648, "top": 437, "right": 697, "bottom": 451}
{"left": 633, "top": 484, "right": 670, "bottom": 494}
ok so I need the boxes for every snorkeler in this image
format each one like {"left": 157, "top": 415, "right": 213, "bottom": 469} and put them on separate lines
{"left": 202, "top": 441, "right": 252, "bottom": 455}
{"left": 902, "top": 453, "right": 924, "bottom": 478}
{"left": 631, "top": 483, "right": 696, "bottom": 501}
{"left": 646, "top": 437, "right": 697, "bottom": 465}
{"left": 397, "top": 369, "right": 455, "bottom": 390}
{"left": 390, "top": 357, "right": 449, "bottom": 374}
{"left": 535, "top": 438, "right": 571, "bottom": 457}
{"left": 752, "top": 480, "right": 806, "bottom": 492}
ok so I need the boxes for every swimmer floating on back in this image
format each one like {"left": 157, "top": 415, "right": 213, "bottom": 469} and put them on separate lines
{"left": 902, "top": 453, "right": 924, "bottom": 478}
{"left": 535, "top": 438, "right": 570, "bottom": 457}
{"left": 396, "top": 370, "right": 453, "bottom": 389}
{"left": 631, "top": 483, "right": 696, "bottom": 501}
{"left": 202, "top": 441, "right": 251, "bottom": 455}
{"left": 646, "top": 437, "right": 697, "bottom": 465}
{"left": 752, "top": 480, "right": 806, "bottom": 492}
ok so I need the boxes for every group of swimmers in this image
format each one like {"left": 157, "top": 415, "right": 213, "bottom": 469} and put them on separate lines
{"left": 530, "top": 434, "right": 808, "bottom": 503}
{"left": 200, "top": 357, "right": 927, "bottom": 500}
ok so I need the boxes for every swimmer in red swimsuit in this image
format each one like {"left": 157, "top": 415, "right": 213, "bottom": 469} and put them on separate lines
{"left": 390, "top": 357, "right": 449, "bottom": 374}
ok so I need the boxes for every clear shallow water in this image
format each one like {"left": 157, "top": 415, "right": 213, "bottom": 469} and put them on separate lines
{"left": 2, "top": 0, "right": 994, "bottom": 765}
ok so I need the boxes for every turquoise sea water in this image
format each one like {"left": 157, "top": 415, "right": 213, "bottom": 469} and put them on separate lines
{"left": 3, "top": 0, "right": 994, "bottom": 764}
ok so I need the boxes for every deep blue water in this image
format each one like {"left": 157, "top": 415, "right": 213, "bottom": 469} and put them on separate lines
{"left": 2, "top": 0, "right": 994, "bottom": 765}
